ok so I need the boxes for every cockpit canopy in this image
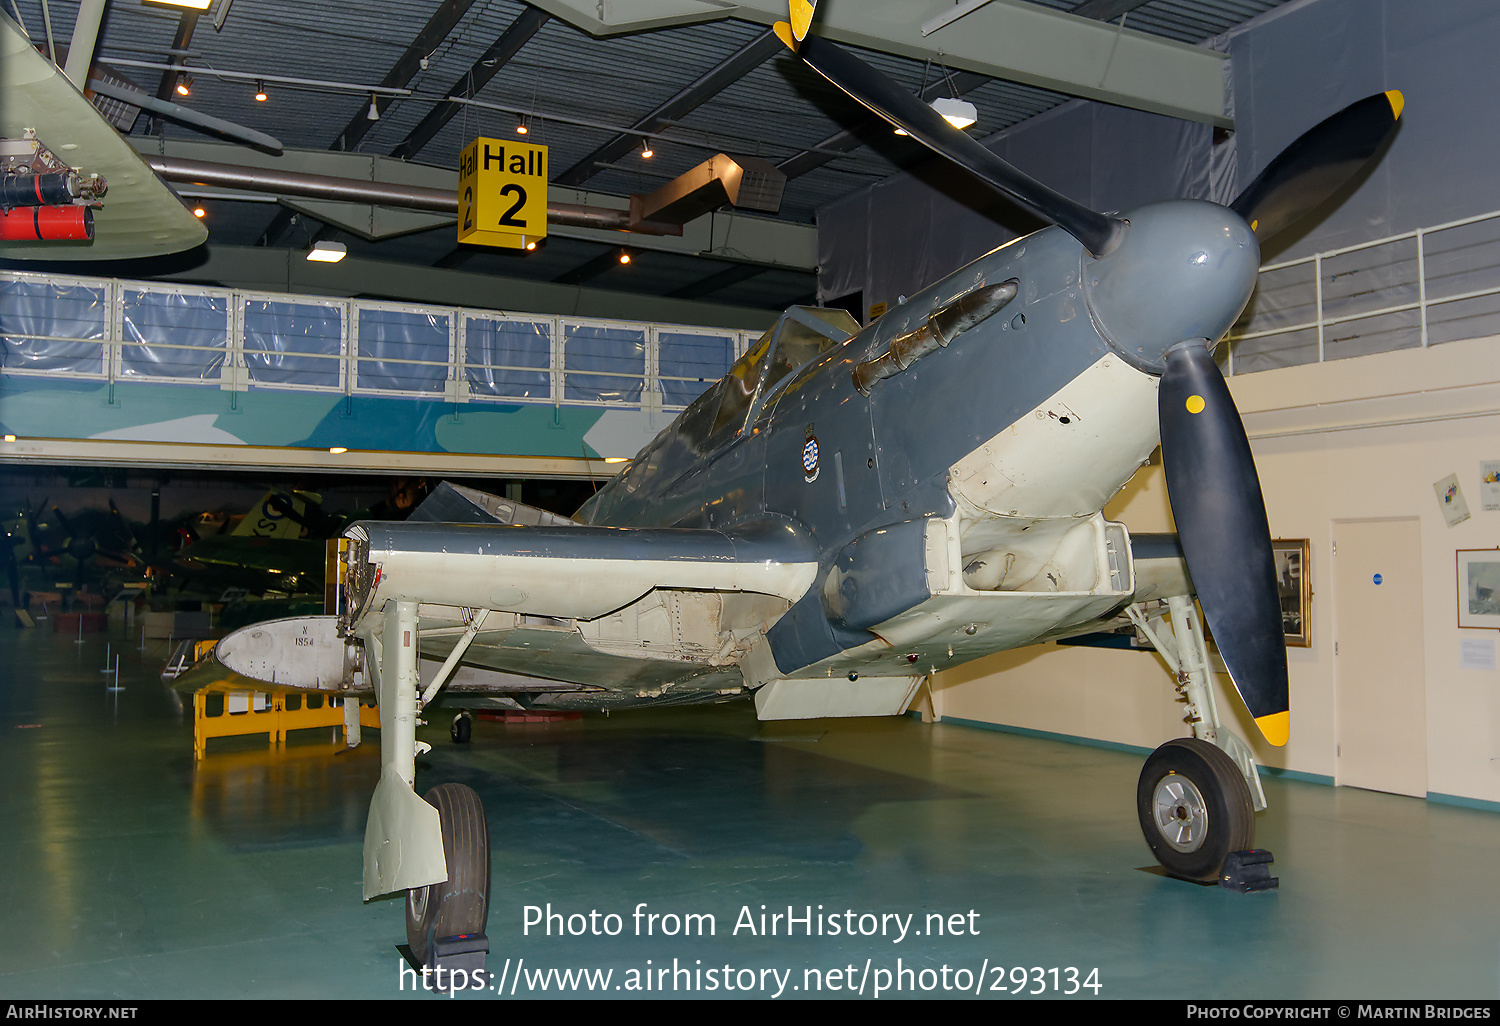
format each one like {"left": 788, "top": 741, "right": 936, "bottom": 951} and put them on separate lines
{"left": 580, "top": 305, "right": 859, "bottom": 523}
{"left": 673, "top": 305, "right": 859, "bottom": 455}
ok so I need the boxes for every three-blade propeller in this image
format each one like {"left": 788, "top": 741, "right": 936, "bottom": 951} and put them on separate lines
{"left": 777, "top": 6, "right": 1404, "bottom": 746}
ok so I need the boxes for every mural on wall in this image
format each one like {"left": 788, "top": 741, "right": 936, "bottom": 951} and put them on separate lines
{"left": 0, "top": 379, "right": 669, "bottom": 461}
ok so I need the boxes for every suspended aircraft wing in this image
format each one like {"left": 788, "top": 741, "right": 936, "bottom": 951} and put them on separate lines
{"left": 1, "top": 14, "right": 206, "bottom": 259}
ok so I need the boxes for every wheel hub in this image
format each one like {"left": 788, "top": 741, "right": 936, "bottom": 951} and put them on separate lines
{"left": 1152, "top": 771, "right": 1209, "bottom": 853}
{"left": 409, "top": 885, "right": 430, "bottom": 921}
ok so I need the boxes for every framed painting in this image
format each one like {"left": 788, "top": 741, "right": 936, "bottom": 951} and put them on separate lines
{"left": 1457, "top": 548, "right": 1500, "bottom": 630}
{"left": 1272, "top": 539, "right": 1311, "bottom": 647}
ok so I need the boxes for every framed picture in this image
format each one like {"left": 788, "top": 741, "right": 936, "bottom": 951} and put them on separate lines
{"left": 1272, "top": 539, "right": 1311, "bottom": 647}
{"left": 1457, "top": 548, "right": 1500, "bottom": 630}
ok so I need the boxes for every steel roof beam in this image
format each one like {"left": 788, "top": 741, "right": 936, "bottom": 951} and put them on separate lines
{"left": 155, "top": 244, "right": 778, "bottom": 328}
{"left": 529, "top": 0, "right": 1230, "bottom": 126}
{"left": 1068, "top": 0, "right": 1156, "bottom": 22}
{"left": 145, "top": 10, "right": 198, "bottom": 134}
{"left": 334, "top": 0, "right": 480, "bottom": 153}
{"left": 777, "top": 70, "right": 989, "bottom": 181}
{"left": 553, "top": 28, "right": 783, "bottom": 188}
{"left": 389, "top": 6, "right": 549, "bottom": 161}
{"left": 257, "top": 0, "right": 481, "bottom": 245}
{"left": 667, "top": 262, "right": 767, "bottom": 300}
{"left": 553, "top": 247, "right": 633, "bottom": 287}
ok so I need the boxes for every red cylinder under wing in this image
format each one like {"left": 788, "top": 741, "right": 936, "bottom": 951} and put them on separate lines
{"left": 0, "top": 205, "right": 94, "bottom": 241}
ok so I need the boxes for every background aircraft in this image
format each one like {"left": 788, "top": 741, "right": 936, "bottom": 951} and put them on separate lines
{"left": 182, "top": 4, "right": 1402, "bottom": 970}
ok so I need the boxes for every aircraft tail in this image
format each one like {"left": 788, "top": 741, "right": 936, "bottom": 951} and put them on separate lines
{"left": 231, "top": 490, "right": 321, "bottom": 539}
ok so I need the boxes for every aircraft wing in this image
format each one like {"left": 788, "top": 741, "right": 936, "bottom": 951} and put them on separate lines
{"left": 1, "top": 15, "right": 206, "bottom": 259}
{"left": 343, "top": 519, "right": 817, "bottom": 624}
{"left": 178, "top": 517, "right": 820, "bottom": 705}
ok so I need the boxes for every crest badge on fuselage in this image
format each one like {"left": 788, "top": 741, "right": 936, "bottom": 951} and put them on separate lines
{"left": 802, "top": 424, "right": 820, "bottom": 481}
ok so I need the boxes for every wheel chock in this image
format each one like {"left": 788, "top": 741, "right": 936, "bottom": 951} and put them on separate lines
{"left": 429, "top": 932, "right": 489, "bottom": 977}
{"left": 1219, "top": 849, "right": 1278, "bottom": 892}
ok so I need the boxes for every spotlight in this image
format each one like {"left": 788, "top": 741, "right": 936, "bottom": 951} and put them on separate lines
{"left": 254, "top": 79, "right": 267, "bottom": 102}
{"left": 525, "top": 240, "right": 536, "bottom": 251}
{"left": 192, "top": 206, "right": 206, "bottom": 218}
{"left": 618, "top": 252, "right": 631, "bottom": 265}
{"left": 516, "top": 121, "right": 528, "bottom": 135}
{"left": 307, "top": 240, "right": 347, "bottom": 263}
{"left": 640, "top": 141, "right": 653, "bottom": 159}
{"left": 175, "top": 74, "right": 192, "bottom": 97}
{"left": 894, "top": 96, "right": 977, "bottom": 135}
{"left": 366, "top": 94, "right": 380, "bottom": 121}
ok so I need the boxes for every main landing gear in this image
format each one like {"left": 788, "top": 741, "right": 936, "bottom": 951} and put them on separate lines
{"left": 406, "top": 782, "right": 491, "bottom": 966}
{"left": 1126, "top": 595, "right": 1273, "bottom": 886}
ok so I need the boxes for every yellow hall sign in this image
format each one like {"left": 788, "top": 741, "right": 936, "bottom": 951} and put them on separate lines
{"left": 457, "top": 138, "right": 548, "bottom": 249}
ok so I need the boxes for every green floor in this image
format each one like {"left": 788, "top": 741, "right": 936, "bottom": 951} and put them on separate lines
{"left": 2, "top": 620, "right": 1498, "bottom": 1000}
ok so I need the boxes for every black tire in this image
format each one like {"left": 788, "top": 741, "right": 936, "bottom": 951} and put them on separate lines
{"left": 406, "top": 783, "right": 491, "bottom": 965}
{"left": 451, "top": 712, "right": 472, "bottom": 744}
{"left": 1137, "top": 737, "right": 1254, "bottom": 882}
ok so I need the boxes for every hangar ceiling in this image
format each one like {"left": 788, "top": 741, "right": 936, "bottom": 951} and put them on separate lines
{"left": 5, "top": 0, "right": 1289, "bottom": 318}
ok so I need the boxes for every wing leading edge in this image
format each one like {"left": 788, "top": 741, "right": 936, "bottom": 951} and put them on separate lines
{"left": 341, "top": 518, "right": 819, "bottom": 629}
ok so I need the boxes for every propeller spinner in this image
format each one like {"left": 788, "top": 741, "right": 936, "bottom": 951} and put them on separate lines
{"left": 774, "top": 7, "right": 1403, "bottom": 746}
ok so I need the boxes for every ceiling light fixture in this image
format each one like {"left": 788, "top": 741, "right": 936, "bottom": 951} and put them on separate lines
{"left": 307, "top": 240, "right": 347, "bottom": 263}
{"left": 602, "top": 457, "right": 630, "bottom": 464}
{"left": 254, "top": 79, "right": 267, "bottom": 102}
{"left": 618, "top": 252, "right": 631, "bottom": 265}
{"left": 640, "top": 141, "right": 654, "bottom": 159}
{"left": 328, "top": 447, "right": 348, "bottom": 454}
{"left": 525, "top": 240, "right": 536, "bottom": 250}
{"left": 175, "top": 73, "right": 192, "bottom": 97}
{"left": 894, "top": 96, "right": 977, "bottom": 135}
{"left": 192, "top": 206, "right": 206, "bottom": 218}
{"left": 366, "top": 94, "right": 380, "bottom": 120}
{"left": 516, "top": 121, "right": 528, "bottom": 135}
{"left": 144, "top": 0, "right": 212, "bottom": 10}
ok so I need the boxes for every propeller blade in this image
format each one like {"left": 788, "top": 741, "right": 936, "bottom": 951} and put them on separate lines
{"left": 1158, "top": 342, "right": 1289, "bottom": 746}
{"left": 1231, "top": 90, "right": 1403, "bottom": 243}
{"left": 789, "top": 0, "right": 817, "bottom": 43}
{"left": 772, "top": 24, "right": 1124, "bottom": 257}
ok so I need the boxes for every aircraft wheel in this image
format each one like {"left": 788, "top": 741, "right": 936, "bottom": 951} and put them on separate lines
{"left": 406, "top": 783, "right": 490, "bottom": 965}
{"left": 1137, "top": 737, "right": 1253, "bottom": 882}
{"left": 451, "top": 712, "right": 472, "bottom": 744}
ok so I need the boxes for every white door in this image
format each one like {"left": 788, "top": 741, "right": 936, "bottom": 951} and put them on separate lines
{"left": 1333, "top": 518, "right": 1427, "bottom": 797}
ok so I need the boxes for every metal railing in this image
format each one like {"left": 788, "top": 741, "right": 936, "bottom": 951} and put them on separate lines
{"left": 0, "top": 270, "right": 753, "bottom": 412}
{"left": 1225, "top": 207, "right": 1500, "bottom": 375}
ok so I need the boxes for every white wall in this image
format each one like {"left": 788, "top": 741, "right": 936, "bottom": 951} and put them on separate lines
{"left": 928, "top": 335, "right": 1500, "bottom": 804}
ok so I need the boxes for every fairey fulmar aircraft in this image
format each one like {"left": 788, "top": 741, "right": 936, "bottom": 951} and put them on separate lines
{"left": 181, "top": 3, "right": 1403, "bottom": 967}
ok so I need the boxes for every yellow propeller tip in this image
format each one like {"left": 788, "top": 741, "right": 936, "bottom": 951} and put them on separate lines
{"left": 773, "top": 20, "right": 799, "bottom": 51}
{"left": 1255, "top": 710, "right": 1290, "bottom": 747}
{"left": 790, "top": 0, "right": 817, "bottom": 41}
{"left": 1385, "top": 89, "right": 1405, "bottom": 120}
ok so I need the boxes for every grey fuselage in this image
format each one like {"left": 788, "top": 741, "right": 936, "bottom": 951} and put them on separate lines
{"left": 578, "top": 199, "right": 1260, "bottom": 679}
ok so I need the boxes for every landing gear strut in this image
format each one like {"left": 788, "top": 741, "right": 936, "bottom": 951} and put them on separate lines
{"left": 1126, "top": 595, "right": 1267, "bottom": 883}
{"left": 406, "top": 782, "right": 491, "bottom": 966}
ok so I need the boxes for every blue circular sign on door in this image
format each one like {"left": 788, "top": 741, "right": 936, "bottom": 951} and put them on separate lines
{"left": 1373, "top": 573, "right": 1383, "bottom": 585}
